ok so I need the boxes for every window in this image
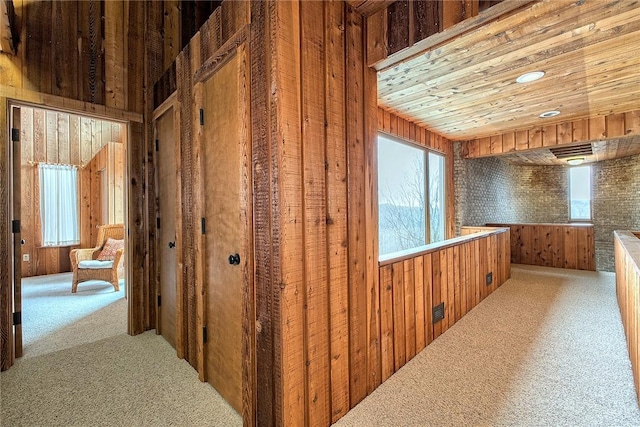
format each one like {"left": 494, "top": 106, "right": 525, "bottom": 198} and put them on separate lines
{"left": 378, "top": 134, "right": 446, "bottom": 256}
{"left": 39, "top": 163, "right": 80, "bottom": 246}
{"left": 568, "top": 165, "right": 591, "bottom": 221}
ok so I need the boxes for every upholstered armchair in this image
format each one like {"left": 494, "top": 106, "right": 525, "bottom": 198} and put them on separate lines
{"left": 70, "top": 224, "right": 125, "bottom": 293}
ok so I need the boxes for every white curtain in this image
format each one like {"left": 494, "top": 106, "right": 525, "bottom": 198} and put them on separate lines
{"left": 39, "top": 163, "right": 80, "bottom": 246}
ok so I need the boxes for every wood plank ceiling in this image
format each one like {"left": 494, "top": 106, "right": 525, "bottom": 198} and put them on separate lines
{"left": 378, "top": 0, "right": 640, "bottom": 142}
{"left": 499, "top": 134, "right": 640, "bottom": 165}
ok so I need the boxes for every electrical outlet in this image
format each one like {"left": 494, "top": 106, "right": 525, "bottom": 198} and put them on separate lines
{"left": 23, "top": 254, "right": 30, "bottom": 262}
{"left": 486, "top": 272, "right": 493, "bottom": 285}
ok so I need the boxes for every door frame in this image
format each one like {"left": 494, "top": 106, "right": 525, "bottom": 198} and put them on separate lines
{"left": 2, "top": 94, "right": 141, "bottom": 370}
{"left": 152, "top": 92, "right": 184, "bottom": 359}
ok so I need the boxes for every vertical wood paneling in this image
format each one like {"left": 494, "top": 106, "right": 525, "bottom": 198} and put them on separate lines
{"left": 423, "top": 253, "right": 433, "bottom": 345}
{"left": 300, "top": 2, "right": 330, "bottom": 424}
{"left": 431, "top": 251, "right": 442, "bottom": 339}
{"left": 346, "top": 4, "right": 368, "bottom": 407}
{"left": 274, "top": 2, "right": 306, "bottom": 425}
{"left": 414, "top": 256, "right": 425, "bottom": 351}
{"left": 249, "top": 1, "right": 273, "bottom": 423}
{"left": 487, "top": 223, "right": 594, "bottom": 271}
{"left": 614, "top": 231, "right": 640, "bottom": 404}
{"left": 391, "top": 261, "right": 406, "bottom": 369}
{"left": 380, "top": 265, "right": 394, "bottom": 382}
{"left": 403, "top": 259, "right": 416, "bottom": 360}
{"left": 376, "top": 229, "right": 511, "bottom": 411}
{"left": 0, "top": 98, "right": 10, "bottom": 371}
{"left": 325, "top": 2, "right": 349, "bottom": 420}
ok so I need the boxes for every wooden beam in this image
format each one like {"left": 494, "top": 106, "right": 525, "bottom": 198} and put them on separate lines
{"left": 0, "top": 0, "right": 15, "bottom": 54}
{"left": 368, "top": 0, "right": 534, "bottom": 69}
{"left": 463, "top": 110, "right": 640, "bottom": 158}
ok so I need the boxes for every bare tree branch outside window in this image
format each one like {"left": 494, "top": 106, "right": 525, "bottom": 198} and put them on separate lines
{"left": 378, "top": 134, "right": 446, "bottom": 257}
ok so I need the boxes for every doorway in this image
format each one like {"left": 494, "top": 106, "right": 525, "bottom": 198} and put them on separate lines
{"left": 8, "top": 102, "right": 129, "bottom": 360}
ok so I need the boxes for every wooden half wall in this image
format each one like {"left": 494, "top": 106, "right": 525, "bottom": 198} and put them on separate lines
{"left": 614, "top": 230, "right": 640, "bottom": 403}
{"left": 378, "top": 107, "right": 455, "bottom": 240}
{"left": 378, "top": 228, "right": 511, "bottom": 381}
{"left": 486, "top": 223, "right": 595, "bottom": 271}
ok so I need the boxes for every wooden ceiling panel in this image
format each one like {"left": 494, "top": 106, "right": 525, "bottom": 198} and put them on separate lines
{"left": 499, "top": 135, "right": 640, "bottom": 165}
{"left": 378, "top": 0, "right": 640, "bottom": 140}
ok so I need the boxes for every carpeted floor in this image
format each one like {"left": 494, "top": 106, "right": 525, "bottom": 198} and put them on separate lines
{"left": 4, "top": 266, "right": 639, "bottom": 426}
{"left": 0, "top": 273, "right": 241, "bottom": 426}
{"left": 20, "top": 273, "right": 127, "bottom": 359}
{"left": 335, "top": 265, "right": 640, "bottom": 426}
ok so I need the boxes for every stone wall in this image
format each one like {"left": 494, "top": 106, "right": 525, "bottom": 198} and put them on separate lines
{"left": 453, "top": 142, "right": 515, "bottom": 235}
{"left": 592, "top": 154, "right": 640, "bottom": 271}
{"left": 454, "top": 143, "right": 640, "bottom": 271}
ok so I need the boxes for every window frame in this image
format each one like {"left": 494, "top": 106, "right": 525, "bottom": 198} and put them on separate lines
{"left": 377, "top": 131, "right": 447, "bottom": 257}
{"left": 568, "top": 164, "right": 592, "bottom": 223}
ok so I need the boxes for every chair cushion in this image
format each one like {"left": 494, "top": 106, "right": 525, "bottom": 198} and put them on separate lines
{"left": 97, "top": 238, "right": 125, "bottom": 261}
{"left": 78, "top": 260, "right": 114, "bottom": 269}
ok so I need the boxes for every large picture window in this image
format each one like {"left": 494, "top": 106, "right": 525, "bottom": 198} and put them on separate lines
{"left": 569, "top": 165, "right": 591, "bottom": 221}
{"left": 378, "top": 134, "right": 446, "bottom": 257}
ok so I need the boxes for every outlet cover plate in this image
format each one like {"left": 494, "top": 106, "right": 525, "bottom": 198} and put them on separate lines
{"left": 22, "top": 254, "right": 29, "bottom": 262}
{"left": 486, "top": 272, "right": 493, "bottom": 285}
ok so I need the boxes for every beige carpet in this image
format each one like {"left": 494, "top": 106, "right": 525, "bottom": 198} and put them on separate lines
{"left": 0, "top": 273, "right": 241, "bottom": 426}
{"left": 335, "top": 265, "right": 640, "bottom": 427}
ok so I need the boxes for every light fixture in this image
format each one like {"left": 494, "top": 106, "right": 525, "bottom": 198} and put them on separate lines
{"left": 516, "top": 71, "right": 545, "bottom": 83}
{"left": 567, "top": 158, "right": 584, "bottom": 166}
{"left": 539, "top": 110, "right": 561, "bottom": 118}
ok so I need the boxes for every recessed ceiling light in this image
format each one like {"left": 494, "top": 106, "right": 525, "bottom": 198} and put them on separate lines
{"left": 516, "top": 71, "right": 545, "bottom": 83}
{"left": 567, "top": 158, "right": 585, "bottom": 166}
{"left": 539, "top": 110, "right": 561, "bottom": 118}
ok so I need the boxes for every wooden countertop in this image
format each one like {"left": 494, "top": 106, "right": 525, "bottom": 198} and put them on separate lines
{"left": 615, "top": 230, "right": 640, "bottom": 275}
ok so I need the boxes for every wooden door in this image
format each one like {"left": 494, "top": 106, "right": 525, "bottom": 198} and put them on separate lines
{"left": 11, "top": 105, "right": 23, "bottom": 360}
{"left": 201, "top": 44, "right": 251, "bottom": 413}
{"left": 156, "top": 107, "right": 178, "bottom": 349}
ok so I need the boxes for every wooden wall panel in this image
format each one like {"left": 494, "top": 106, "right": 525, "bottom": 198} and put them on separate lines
{"left": 614, "top": 231, "right": 640, "bottom": 403}
{"left": 486, "top": 223, "right": 596, "bottom": 271}
{"left": 378, "top": 229, "right": 511, "bottom": 387}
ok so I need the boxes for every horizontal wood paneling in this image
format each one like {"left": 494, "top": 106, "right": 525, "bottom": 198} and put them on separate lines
{"left": 615, "top": 230, "right": 640, "bottom": 403}
{"left": 487, "top": 223, "right": 595, "bottom": 271}
{"left": 378, "top": 228, "right": 511, "bottom": 382}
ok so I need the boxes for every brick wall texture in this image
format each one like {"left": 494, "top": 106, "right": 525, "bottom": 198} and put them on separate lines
{"left": 454, "top": 142, "right": 640, "bottom": 271}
